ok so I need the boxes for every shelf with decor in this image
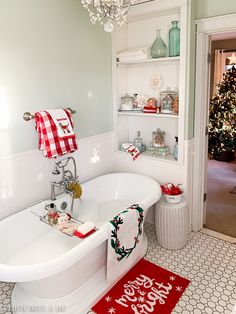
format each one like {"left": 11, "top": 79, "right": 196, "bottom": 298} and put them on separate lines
{"left": 118, "top": 111, "right": 179, "bottom": 118}
{"left": 117, "top": 56, "right": 180, "bottom": 66}
{"left": 117, "top": 149, "right": 178, "bottom": 164}
{"left": 112, "top": 0, "right": 188, "bottom": 165}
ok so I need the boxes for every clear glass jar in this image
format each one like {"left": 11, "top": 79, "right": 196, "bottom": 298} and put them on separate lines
{"left": 120, "top": 94, "right": 133, "bottom": 111}
{"left": 169, "top": 21, "right": 180, "bottom": 57}
{"left": 160, "top": 88, "right": 178, "bottom": 114}
{"left": 152, "top": 128, "right": 165, "bottom": 147}
{"left": 150, "top": 29, "right": 167, "bottom": 58}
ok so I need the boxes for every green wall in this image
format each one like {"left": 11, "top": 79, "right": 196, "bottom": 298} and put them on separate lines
{"left": 187, "top": 0, "right": 236, "bottom": 139}
{"left": 0, "top": 0, "right": 112, "bottom": 157}
{"left": 186, "top": 0, "right": 197, "bottom": 139}
{"left": 196, "top": 0, "right": 236, "bottom": 19}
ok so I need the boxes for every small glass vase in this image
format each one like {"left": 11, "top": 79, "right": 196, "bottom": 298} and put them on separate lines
{"left": 150, "top": 29, "right": 167, "bottom": 58}
{"left": 169, "top": 21, "right": 180, "bottom": 57}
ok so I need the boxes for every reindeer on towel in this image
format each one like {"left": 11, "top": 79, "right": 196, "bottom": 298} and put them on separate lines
{"left": 59, "top": 122, "right": 71, "bottom": 135}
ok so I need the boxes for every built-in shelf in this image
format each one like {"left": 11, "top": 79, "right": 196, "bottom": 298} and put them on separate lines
{"left": 118, "top": 111, "right": 179, "bottom": 118}
{"left": 117, "top": 150, "right": 178, "bottom": 164}
{"left": 117, "top": 56, "right": 180, "bottom": 66}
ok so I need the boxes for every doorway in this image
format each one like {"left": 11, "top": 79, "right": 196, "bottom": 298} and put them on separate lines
{"left": 193, "top": 14, "right": 236, "bottom": 234}
{"left": 205, "top": 34, "right": 236, "bottom": 238}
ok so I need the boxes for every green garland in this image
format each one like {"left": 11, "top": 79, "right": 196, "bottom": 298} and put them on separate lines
{"left": 110, "top": 204, "right": 144, "bottom": 261}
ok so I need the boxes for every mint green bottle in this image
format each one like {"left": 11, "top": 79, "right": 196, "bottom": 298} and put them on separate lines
{"left": 169, "top": 21, "right": 180, "bottom": 57}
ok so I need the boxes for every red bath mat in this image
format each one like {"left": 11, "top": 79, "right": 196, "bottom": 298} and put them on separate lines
{"left": 92, "top": 258, "right": 190, "bottom": 314}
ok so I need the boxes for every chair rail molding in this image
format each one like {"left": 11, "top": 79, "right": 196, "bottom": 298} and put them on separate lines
{"left": 193, "top": 13, "right": 236, "bottom": 231}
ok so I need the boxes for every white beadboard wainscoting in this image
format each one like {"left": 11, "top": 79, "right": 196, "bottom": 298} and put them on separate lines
{"left": 0, "top": 132, "right": 114, "bottom": 220}
{"left": 0, "top": 132, "right": 194, "bottom": 228}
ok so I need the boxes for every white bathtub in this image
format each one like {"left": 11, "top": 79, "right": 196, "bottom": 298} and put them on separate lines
{"left": 0, "top": 172, "right": 161, "bottom": 314}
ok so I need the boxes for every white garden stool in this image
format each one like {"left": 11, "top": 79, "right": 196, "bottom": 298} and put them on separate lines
{"left": 155, "top": 197, "right": 189, "bottom": 250}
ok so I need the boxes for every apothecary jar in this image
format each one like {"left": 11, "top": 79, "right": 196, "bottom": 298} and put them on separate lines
{"left": 160, "top": 88, "right": 178, "bottom": 114}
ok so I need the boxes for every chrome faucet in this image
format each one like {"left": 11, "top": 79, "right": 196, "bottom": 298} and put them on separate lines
{"left": 51, "top": 156, "right": 79, "bottom": 201}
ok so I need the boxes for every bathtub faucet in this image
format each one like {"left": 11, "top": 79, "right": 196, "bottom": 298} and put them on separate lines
{"left": 51, "top": 157, "right": 79, "bottom": 201}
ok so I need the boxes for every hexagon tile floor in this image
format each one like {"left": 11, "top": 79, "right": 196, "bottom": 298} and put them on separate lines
{"left": 1, "top": 223, "right": 236, "bottom": 314}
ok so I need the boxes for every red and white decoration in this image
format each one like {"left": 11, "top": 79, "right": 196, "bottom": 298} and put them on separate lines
{"left": 46, "top": 109, "right": 75, "bottom": 139}
{"left": 92, "top": 258, "right": 190, "bottom": 314}
{"left": 35, "top": 109, "right": 78, "bottom": 158}
{"left": 121, "top": 143, "right": 140, "bottom": 160}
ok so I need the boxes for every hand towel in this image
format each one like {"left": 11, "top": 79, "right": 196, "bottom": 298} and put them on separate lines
{"left": 118, "top": 54, "right": 148, "bottom": 62}
{"left": 117, "top": 47, "right": 149, "bottom": 58}
{"left": 121, "top": 143, "right": 140, "bottom": 160}
{"left": 107, "top": 204, "right": 144, "bottom": 282}
{"left": 35, "top": 109, "right": 78, "bottom": 158}
{"left": 46, "top": 109, "right": 75, "bottom": 139}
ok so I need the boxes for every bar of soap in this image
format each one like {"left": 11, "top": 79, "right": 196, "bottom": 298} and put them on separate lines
{"left": 76, "top": 221, "right": 95, "bottom": 235}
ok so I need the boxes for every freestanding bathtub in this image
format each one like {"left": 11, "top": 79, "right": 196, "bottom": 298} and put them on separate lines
{"left": 0, "top": 172, "right": 161, "bottom": 314}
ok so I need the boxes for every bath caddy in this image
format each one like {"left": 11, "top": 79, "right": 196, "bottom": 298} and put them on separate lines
{"left": 40, "top": 214, "right": 81, "bottom": 237}
{"left": 34, "top": 206, "right": 97, "bottom": 237}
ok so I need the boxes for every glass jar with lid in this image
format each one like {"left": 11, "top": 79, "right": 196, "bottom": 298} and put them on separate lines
{"left": 120, "top": 94, "right": 133, "bottom": 111}
{"left": 152, "top": 128, "right": 165, "bottom": 148}
{"left": 160, "top": 88, "right": 178, "bottom": 114}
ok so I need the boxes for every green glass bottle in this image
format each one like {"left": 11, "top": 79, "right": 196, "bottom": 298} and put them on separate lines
{"left": 150, "top": 29, "right": 167, "bottom": 58}
{"left": 169, "top": 21, "right": 180, "bottom": 57}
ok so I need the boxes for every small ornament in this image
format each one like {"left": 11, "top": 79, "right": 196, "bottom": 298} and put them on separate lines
{"left": 136, "top": 94, "right": 149, "bottom": 109}
{"left": 147, "top": 97, "right": 157, "bottom": 108}
{"left": 150, "top": 74, "right": 163, "bottom": 91}
{"left": 143, "top": 97, "right": 158, "bottom": 113}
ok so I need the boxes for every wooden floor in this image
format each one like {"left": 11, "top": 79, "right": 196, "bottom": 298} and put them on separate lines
{"left": 205, "top": 159, "right": 236, "bottom": 238}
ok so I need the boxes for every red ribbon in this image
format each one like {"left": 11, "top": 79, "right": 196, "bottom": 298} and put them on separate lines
{"left": 161, "top": 183, "right": 183, "bottom": 195}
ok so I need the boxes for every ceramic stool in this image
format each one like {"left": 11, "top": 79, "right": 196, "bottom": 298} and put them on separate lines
{"left": 155, "top": 197, "right": 189, "bottom": 250}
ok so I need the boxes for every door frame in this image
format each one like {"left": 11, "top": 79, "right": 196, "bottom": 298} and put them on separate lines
{"left": 193, "top": 13, "right": 236, "bottom": 231}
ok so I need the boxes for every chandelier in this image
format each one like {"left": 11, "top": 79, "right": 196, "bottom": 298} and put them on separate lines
{"left": 81, "top": 0, "right": 131, "bottom": 32}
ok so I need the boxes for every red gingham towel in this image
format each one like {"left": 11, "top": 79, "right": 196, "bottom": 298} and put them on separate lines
{"left": 35, "top": 109, "right": 78, "bottom": 158}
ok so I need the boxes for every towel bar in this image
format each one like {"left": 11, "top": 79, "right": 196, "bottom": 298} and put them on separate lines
{"left": 23, "top": 108, "right": 76, "bottom": 121}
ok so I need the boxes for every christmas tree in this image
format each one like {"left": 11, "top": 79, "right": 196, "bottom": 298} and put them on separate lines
{"left": 208, "top": 65, "right": 236, "bottom": 161}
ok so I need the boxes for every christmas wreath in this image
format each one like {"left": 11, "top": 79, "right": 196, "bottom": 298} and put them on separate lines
{"left": 110, "top": 204, "right": 144, "bottom": 261}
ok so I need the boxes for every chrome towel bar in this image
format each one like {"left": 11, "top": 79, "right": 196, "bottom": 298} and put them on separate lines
{"left": 23, "top": 107, "right": 76, "bottom": 121}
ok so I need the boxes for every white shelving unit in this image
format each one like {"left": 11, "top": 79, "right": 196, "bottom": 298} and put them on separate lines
{"left": 112, "top": 0, "right": 188, "bottom": 165}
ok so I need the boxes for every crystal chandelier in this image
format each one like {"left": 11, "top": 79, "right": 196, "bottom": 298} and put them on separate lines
{"left": 81, "top": 0, "right": 131, "bottom": 32}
